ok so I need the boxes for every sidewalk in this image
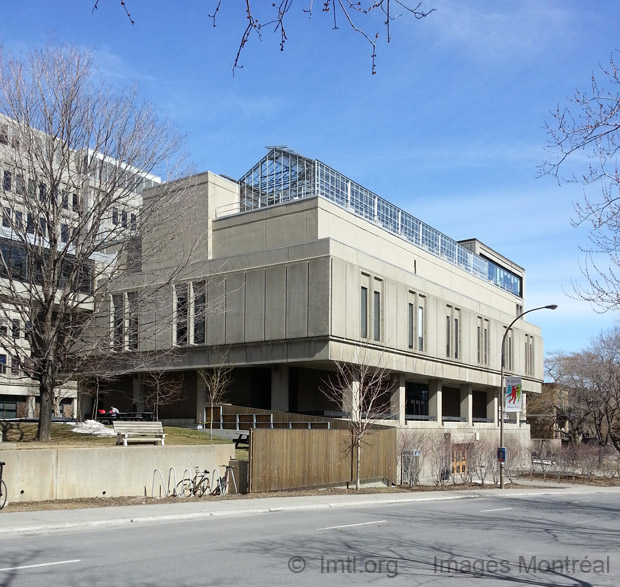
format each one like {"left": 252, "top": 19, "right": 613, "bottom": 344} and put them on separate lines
{"left": 2, "top": 481, "right": 616, "bottom": 536}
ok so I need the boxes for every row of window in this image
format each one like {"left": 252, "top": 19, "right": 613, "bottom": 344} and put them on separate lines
{"left": 2, "top": 169, "right": 81, "bottom": 212}
{"left": 111, "top": 207, "right": 137, "bottom": 230}
{"left": 2, "top": 207, "right": 74, "bottom": 243}
{"left": 0, "top": 319, "right": 29, "bottom": 340}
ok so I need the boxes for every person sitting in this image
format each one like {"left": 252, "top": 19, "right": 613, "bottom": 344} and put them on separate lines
{"left": 109, "top": 406, "right": 120, "bottom": 419}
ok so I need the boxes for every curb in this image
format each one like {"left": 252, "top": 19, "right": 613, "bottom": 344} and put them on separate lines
{"left": 1, "top": 486, "right": 617, "bottom": 536}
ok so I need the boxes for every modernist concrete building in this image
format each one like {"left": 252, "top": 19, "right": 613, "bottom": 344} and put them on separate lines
{"left": 99, "top": 147, "right": 545, "bottom": 462}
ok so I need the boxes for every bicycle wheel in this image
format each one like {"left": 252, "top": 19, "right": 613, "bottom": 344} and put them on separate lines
{"left": 195, "top": 477, "right": 210, "bottom": 497}
{"left": 176, "top": 478, "right": 193, "bottom": 497}
{"left": 0, "top": 480, "right": 7, "bottom": 510}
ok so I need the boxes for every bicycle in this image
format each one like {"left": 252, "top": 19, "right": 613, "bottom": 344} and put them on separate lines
{"left": 212, "top": 464, "right": 237, "bottom": 496}
{"left": 0, "top": 461, "right": 7, "bottom": 510}
{"left": 176, "top": 468, "right": 210, "bottom": 498}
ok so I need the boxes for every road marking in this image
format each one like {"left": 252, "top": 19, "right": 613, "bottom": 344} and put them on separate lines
{"left": 480, "top": 508, "right": 512, "bottom": 513}
{"left": 318, "top": 520, "right": 387, "bottom": 531}
{"left": 0, "top": 559, "right": 81, "bottom": 572}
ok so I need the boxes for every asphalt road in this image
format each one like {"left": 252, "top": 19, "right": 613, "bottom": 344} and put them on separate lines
{"left": 1, "top": 492, "right": 618, "bottom": 586}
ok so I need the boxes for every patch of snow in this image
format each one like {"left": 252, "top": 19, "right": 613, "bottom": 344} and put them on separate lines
{"left": 71, "top": 420, "right": 116, "bottom": 437}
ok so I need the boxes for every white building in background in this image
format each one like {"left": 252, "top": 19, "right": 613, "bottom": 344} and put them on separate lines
{"left": 0, "top": 115, "right": 160, "bottom": 419}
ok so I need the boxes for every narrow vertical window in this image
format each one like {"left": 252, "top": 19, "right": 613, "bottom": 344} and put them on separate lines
{"left": 483, "top": 320, "right": 489, "bottom": 365}
{"left": 408, "top": 303, "right": 414, "bottom": 349}
{"left": 193, "top": 281, "right": 206, "bottom": 345}
{"left": 61, "top": 224, "right": 69, "bottom": 243}
{"left": 2, "top": 208, "right": 11, "bottom": 228}
{"left": 373, "top": 290, "right": 381, "bottom": 341}
{"left": 454, "top": 316, "right": 459, "bottom": 359}
{"left": 0, "top": 355, "right": 6, "bottom": 374}
{"left": 418, "top": 305, "right": 424, "bottom": 352}
{"left": 176, "top": 285, "right": 188, "bottom": 346}
{"left": 446, "top": 315, "right": 451, "bottom": 357}
{"left": 15, "top": 211, "right": 22, "bottom": 231}
{"left": 112, "top": 207, "right": 119, "bottom": 225}
{"left": 121, "top": 210, "right": 128, "bottom": 228}
{"left": 3, "top": 171, "right": 11, "bottom": 192}
{"left": 112, "top": 294, "right": 124, "bottom": 351}
{"left": 12, "top": 319, "right": 20, "bottom": 339}
{"left": 26, "top": 213, "right": 34, "bottom": 234}
{"left": 127, "top": 292, "right": 139, "bottom": 351}
{"left": 477, "top": 325, "right": 481, "bottom": 363}
{"left": 360, "top": 286, "right": 368, "bottom": 338}
{"left": 16, "top": 174, "right": 25, "bottom": 195}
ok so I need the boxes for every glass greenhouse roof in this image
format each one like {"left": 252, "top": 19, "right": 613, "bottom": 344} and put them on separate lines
{"left": 237, "top": 147, "right": 522, "bottom": 297}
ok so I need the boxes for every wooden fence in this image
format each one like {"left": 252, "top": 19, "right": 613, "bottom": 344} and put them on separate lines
{"left": 249, "top": 428, "right": 397, "bottom": 492}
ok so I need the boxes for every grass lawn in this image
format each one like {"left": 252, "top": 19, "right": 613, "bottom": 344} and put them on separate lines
{"left": 0, "top": 421, "right": 233, "bottom": 448}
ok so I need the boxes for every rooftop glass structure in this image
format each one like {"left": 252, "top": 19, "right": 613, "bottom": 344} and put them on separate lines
{"left": 236, "top": 147, "right": 522, "bottom": 297}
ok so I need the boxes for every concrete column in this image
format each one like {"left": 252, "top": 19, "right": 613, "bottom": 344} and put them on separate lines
{"left": 390, "top": 375, "right": 406, "bottom": 426}
{"left": 460, "top": 383, "right": 473, "bottom": 425}
{"left": 70, "top": 398, "right": 78, "bottom": 420}
{"left": 26, "top": 396, "right": 35, "bottom": 419}
{"left": 342, "top": 369, "right": 361, "bottom": 421}
{"left": 487, "top": 389, "right": 498, "bottom": 425}
{"left": 428, "top": 379, "right": 442, "bottom": 423}
{"left": 271, "top": 365, "right": 290, "bottom": 412}
{"left": 132, "top": 374, "right": 144, "bottom": 412}
{"left": 196, "top": 374, "right": 206, "bottom": 426}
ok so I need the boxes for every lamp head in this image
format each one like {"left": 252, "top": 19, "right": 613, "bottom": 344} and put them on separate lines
{"left": 545, "top": 304, "right": 558, "bottom": 310}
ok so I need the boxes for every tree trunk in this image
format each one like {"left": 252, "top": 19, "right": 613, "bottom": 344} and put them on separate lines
{"left": 37, "top": 383, "right": 54, "bottom": 442}
{"left": 209, "top": 401, "right": 214, "bottom": 439}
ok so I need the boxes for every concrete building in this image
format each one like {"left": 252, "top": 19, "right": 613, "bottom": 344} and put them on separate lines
{"left": 100, "top": 147, "right": 545, "bottom": 468}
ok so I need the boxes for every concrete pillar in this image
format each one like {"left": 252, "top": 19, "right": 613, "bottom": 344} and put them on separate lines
{"left": 487, "top": 390, "right": 498, "bottom": 425}
{"left": 196, "top": 375, "right": 206, "bottom": 426}
{"left": 26, "top": 396, "right": 35, "bottom": 419}
{"left": 70, "top": 398, "right": 78, "bottom": 419}
{"left": 132, "top": 374, "right": 144, "bottom": 412}
{"left": 271, "top": 365, "right": 289, "bottom": 412}
{"left": 460, "top": 383, "right": 473, "bottom": 425}
{"left": 428, "top": 379, "right": 442, "bottom": 423}
{"left": 342, "top": 369, "right": 361, "bottom": 421}
{"left": 390, "top": 375, "right": 406, "bottom": 426}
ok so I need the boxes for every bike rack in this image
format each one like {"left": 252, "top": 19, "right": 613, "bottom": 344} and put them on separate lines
{"left": 151, "top": 468, "right": 168, "bottom": 498}
{"left": 176, "top": 469, "right": 193, "bottom": 497}
{"left": 211, "top": 468, "right": 222, "bottom": 495}
{"left": 167, "top": 467, "right": 178, "bottom": 496}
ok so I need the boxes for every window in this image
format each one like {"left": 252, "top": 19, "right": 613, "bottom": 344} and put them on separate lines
{"left": 446, "top": 306, "right": 460, "bottom": 359}
{"left": 15, "top": 211, "right": 22, "bottom": 231}
{"left": 112, "top": 207, "right": 119, "bottom": 225}
{"left": 127, "top": 292, "right": 139, "bottom": 351}
{"left": 3, "top": 171, "right": 11, "bottom": 192}
{"left": 39, "top": 218, "right": 47, "bottom": 238}
{"left": 175, "top": 284, "right": 188, "bottom": 346}
{"left": 25, "top": 321, "right": 32, "bottom": 343}
{"left": 418, "top": 303, "right": 425, "bottom": 352}
{"left": 0, "top": 322, "right": 7, "bottom": 336}
{"left": 61, "top": 190, "right": 69, "bottom": 209}
{"left": 504, "top": 327, "right": 513, "bottom": 371}
{"left": 525, "top": 335, "right": 535, "bottom": 376}
{"left": 28, "top": 179, "right": 36, "bottom": 198}
{"left": 454, "top": 315, "right": 459, "bottom": 360}
{"left": 121, "top": 210, "right": 127, "bottom": 228}
{"left": 26, "top": 213, "right": 34, "bottom": 234}
{"left": 72, "top": 194, "right": 79, "bottom": 212}
{"left": 360, "top": 286, "right": 368, "bottom": 338}
{"left": 405, "top": 382, "right": 429, "bottom": 416}
{"left": 0, "top": 401, "right": 16, "bottom": 419}
{"left": 373, "top": 289, "right": 381, "bottom": 341}
{"left": 61, "top": 224, "right": 69, "bottom": 243}
{"left": 193, "top": 281, "right": 206, "bottom": 345}
{"left": 0, "top": 124, "right": 8, "bottom": 145}
{"left": 112, "top": 294, "right": 124, "bottom": 351}
{"left": 483, "top": 320, "right": 489, "bottom": 365}
{"left": 11, "top": 356, "right": 21, "bottom": 376}
{"left": 408, "top": 303, "right": 414, "bottom": 349}
{"left": 2, "top": 208, "right": 11, "bottom": 228}
{"left": 39, "top": 182, "right": 47, "bottom": 201}
{"left": 16, "top": 174, "right": 25, "bottom": 195}
{"left": 0, "top": 354, "right": 6, "bottom": 374}
{"left": 130, "top": 213, "right": 137, "bottom": 231}
{"left": 446, "top": 314, "right": 451, "bottom": 357}
{"left": 12, "top": 319, "right": 20, "bottom": 339}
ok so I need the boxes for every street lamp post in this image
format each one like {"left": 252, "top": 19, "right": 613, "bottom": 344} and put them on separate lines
{"left": 499, "top": 304, "right": 558, "bottom": 489}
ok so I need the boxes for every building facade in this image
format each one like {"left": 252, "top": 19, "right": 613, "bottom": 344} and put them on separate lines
{"left": 100, "top": 147, "right": 544, "bottom": 460}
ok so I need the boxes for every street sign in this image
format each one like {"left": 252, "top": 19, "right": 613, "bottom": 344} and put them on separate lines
{"left": 497, "top": 447, "right": 506, "bottom": 463}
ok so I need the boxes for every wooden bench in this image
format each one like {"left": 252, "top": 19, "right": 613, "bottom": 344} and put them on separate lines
{"left": 234, "top": 433, "right": 249, "bottom": 448}
{"left": 113, "top": 422, "right": 165, "bottom": 446}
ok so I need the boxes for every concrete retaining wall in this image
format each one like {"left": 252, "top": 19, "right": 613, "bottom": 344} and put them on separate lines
{"left": 0, "top": 444, "right": 235, "bottom": 503}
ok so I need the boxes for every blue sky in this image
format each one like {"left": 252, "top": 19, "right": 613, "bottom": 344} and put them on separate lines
{"left": 1, "top": 0, "right": 618, "bottom": 356}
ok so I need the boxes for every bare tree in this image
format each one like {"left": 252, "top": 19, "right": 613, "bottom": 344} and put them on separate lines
{"left": 0, "top": 44, "right": 187, "bottom": 441}
{"left": 427, "top": 431, "right": 451, "bottom": 486}
{"left": 197, "top": 352, "right": 233, "bottom": 439}
{"left": 469, "top": 437, "right": 496, "bottom": 486}
{"left": 98, "top": 1, "right": 434, "bottom": 74}
{"left": 542, "top": 52, "right": 620, "bottom": 310}
{"left": 321, "top": 348, "right": 396, "bottom": 489}
{"left": 545, "top": 328, "right": 620, "bottom": 454}
{"left": 143, "top": 370, "right": 185, "bottom": 421}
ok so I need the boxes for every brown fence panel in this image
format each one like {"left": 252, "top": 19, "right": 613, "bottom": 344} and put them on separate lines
{"left": 249, "top": 428, "right": 397, "bottom": 492}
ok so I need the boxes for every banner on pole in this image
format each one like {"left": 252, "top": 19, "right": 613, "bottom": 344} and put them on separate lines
{"left": 505, "top": 376, "right": 522, "bottom": 412}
